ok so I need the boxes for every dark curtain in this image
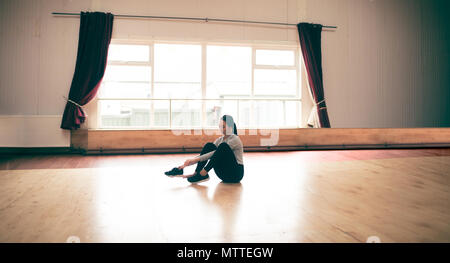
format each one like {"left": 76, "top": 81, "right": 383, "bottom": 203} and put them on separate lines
{"left": 61, "top": 12, "right": 114, "bottom": 130}
{"left": 297, "top": 23, "right": 331, "bottom": 128}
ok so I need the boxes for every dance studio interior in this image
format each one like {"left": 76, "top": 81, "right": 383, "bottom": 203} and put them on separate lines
{"left": 0, "top": 0, "right": 449, "bottom": 244}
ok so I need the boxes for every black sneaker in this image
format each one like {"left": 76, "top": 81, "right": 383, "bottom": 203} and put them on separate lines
{"left": 165, "top": 167, "right": 183, "bottom": 177}
{"left": 187, "top": 172, "right": 209, "bottom": 184}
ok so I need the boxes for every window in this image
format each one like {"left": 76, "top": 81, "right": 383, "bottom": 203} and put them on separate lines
{"left": 153, "top": 44, "right": 202, "bottom": 128}
{"left": 154, "top": 44, "right": 202, "bottom": 99}
{"left": 97, "top": 42, "right": 301, "bottom": 129}
{"left": 251, "top": 48, "right": 300, "bottom": 128}
{"left": 99, "top": 44, "right": 151, "bottom": 128}
{"left": 255, "top": 49, "right": 295, "bottom": 66}
{"left": 254, "top": 69, "right": 297, "bottom": 96}
{"left": 206, "top": 45, "right": 252, "bottom": 98}
{"left": 107, "top": 44, "right": 150, "bottom": 62}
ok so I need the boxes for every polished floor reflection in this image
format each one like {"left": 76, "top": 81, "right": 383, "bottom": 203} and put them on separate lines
{"left": 0, "top": 149, "right": 450, "bottom": 242}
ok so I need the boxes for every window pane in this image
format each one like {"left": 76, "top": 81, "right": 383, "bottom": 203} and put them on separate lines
{"left": 153, "top": 100, "right": 170, "bottom": 127}
{"left": 171, "top": 100, "right": 202, "bottom": 128}
{"left": 254, "top": 69, "right": 297, "bottom": 96}
{"left": 100, "top": 100, "right": 151, "bottom": 127}
{"left": 154, "top": 44, "right": 201, "bottom": 99}
{"left": 154, "top": 44, "right": 201, "bottom": 82}
{"left": 108, "top": 44, "right": 150, "bottom": 62}
{"left": 103, "top": 65, "right": 151, "bottom": 82}
{"left": 153, "top": 82, "right": 201, "bottom": 99}
{"left": 237, "top": 100, "right": 300, "bottom": 128}
{"left": 99, "top": 82, "right": 151, "bottom": 99}
{"left": 206, "top": 46, "right": 252, "bottom": 98}
{"left": 238, "top": 100, "right": 251, "bottom": 128}
{"left": 254, "top": 101, "right": 284, "bottom": 127}
{"left": 285, "top": 101, "right": 301, "bottom": 127}
{"left": 255, "top": 49, "right": 295, "bottom": 66}
{"left": 205, "top": 100, "right": 238, "bottom": 127}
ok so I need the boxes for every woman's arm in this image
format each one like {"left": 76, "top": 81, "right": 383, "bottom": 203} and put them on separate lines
{"left": 226, "top": 135, "right": 243, "bottom": 151}
{"left": 178, "top": 156, "right": 201, "bottom": 169}
{"left": 195, "top": 150, "right": 216, "bottom": 163}
{"left": 179, "top": 137, "right": 222, "bottom": 169}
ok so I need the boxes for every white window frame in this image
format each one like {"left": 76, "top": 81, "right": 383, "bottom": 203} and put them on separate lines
{"left": 93, "top": 39, "right": 302, "bottom": 130}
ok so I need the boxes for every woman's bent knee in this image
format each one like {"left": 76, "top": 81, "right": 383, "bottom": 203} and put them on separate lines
{"left": 217, "top": 142, "right": 232, "bottom": 151}
{"left": 201, "top": 142, "right": 217, "bottom": 153}
{"left": 204, "top": 142, "right": 215, "bottom": 147}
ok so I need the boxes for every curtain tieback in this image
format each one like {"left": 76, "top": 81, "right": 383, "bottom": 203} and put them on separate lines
{"left": 63, "top": 96, "right": 83, "bottom": 108}
{"left": 315, "top": 99, "right": 327, "bottom": 110}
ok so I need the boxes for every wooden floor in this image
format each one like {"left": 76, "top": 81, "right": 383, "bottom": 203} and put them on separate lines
{"left": 0, "top": 148, "right": 449, "bottom": 242}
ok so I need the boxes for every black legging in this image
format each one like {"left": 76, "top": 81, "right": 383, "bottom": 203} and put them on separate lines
{"left": 195, "top": 142, "right": 244, "bottom": 183}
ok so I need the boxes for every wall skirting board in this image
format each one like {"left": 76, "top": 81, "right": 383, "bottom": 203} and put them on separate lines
{"left": 70, "top": 128, "right": 450, "bottom": 155}
{"left": 0, "top": 147, "right": 74, "bottom": 155}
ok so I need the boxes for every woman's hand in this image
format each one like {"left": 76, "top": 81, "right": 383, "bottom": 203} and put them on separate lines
{"left": 184, "top": 159, "right": 194, "bottom": 167}
{"left": 179, "top": 158, "right": 199, "bottom": 169}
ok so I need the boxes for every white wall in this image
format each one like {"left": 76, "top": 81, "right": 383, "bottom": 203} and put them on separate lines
{"left": 1, "top": 0, "right": 449, "bottom": 147}
{"left": 0, "top": 115, "right": 70, "bottom": 147}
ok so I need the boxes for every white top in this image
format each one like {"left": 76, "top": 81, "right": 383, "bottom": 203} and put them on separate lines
{"left": 196, "top": 134, "right": 244, "bottom": 165}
